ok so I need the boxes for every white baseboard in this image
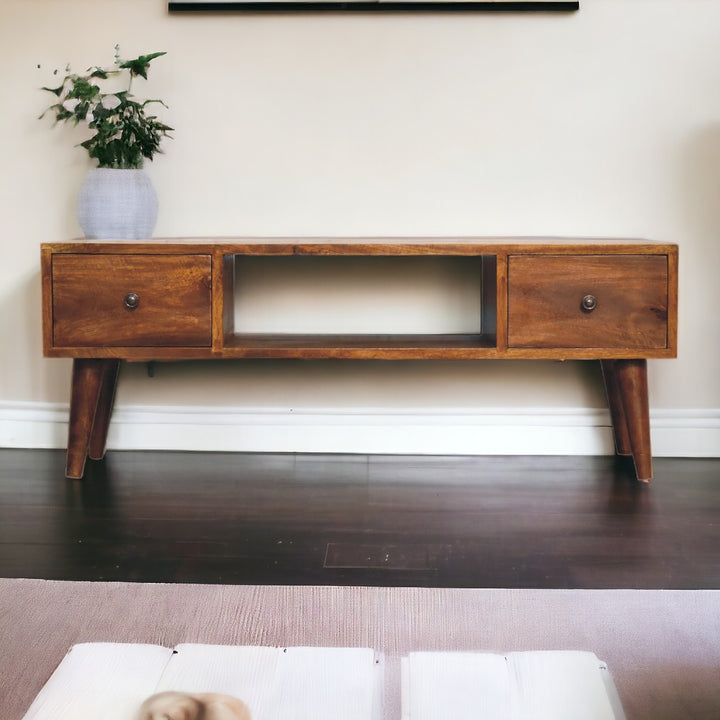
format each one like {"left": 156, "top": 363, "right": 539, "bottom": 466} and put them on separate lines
{"left": 1, "top": 402, "right": 718, "bottom": 457}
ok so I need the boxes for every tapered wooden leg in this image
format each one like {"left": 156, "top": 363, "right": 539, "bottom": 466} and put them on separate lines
{"left": 66, "top": 359, "right": 115, "bottom": 479}
{"left": 614, "top": 359, "right": 653, "bottom": 482}
{"left": 88, "top": 360, "right": 120, "bottom": 461}
{"left": 601, "top": 360, "right": 632, "bottom": 456}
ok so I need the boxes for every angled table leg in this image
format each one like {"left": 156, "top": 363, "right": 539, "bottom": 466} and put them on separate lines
{"left": 613, "top": 359, "right": 653, "bottom": 482}
{"left": 66, "top": 358, "right": 118, "bottom": 479}
{"left": 88, "top": 359, "right": 120, "bottom": 461}
{"left": 601, "top": 360, "right": 632, "bottom": 456}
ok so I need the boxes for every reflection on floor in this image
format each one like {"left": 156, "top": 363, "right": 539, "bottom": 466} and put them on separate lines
{"left": 1, "top": 449, "right": 719, "bottom": 588}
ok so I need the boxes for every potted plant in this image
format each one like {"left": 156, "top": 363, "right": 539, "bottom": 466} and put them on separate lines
{"left": 40, "top": 46, "right": 172, "bottom": 239}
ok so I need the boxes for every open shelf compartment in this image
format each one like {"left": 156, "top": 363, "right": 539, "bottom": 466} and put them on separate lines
{"left": 220, "top": 254, "right": 499, "bottom": 358}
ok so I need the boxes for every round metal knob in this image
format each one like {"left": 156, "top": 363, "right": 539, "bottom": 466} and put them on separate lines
{"left": 581, "top": 294, "right": 597, "bottom": 313}
{"left": 124, "top": 292, "right": 140, "bottom": 310}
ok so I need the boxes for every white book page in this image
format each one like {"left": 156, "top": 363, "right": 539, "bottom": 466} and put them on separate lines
{"left": 21, "top": 643, "right": 173, "bottom": 720}
{"left": 405, "top": 652, "right": 511, "bottom": 720}
{"left": 507, "top": 651, "right": 617, "bottom": 720}
{"left": 263, "top": 646, "right": 378, "bottom": 720}
{"left": 155, "top": 643, "right": 280, "bottom": 719}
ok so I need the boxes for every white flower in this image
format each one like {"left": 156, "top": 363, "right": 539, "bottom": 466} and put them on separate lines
{"left": 62, "top": 98, "right": 80, "bottom": 112}
{"left": 101, "top": 94, "right": 121, "bottom": 110}
{"left": 86, "top": 109, "right": 94, "bottom": 123}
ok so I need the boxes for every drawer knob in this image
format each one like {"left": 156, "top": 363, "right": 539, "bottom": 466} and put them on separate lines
{"left": 124, "top": 292, "right": 140, "bottom": 310}
{"left": 581, "top": 294, "right": 597, "bottom": 313}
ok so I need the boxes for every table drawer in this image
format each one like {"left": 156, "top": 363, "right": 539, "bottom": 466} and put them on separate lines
{"left": 52, "top": 254, "right": 212, "bottom": 347}
{"left": 507, "top": 255, "right": 668, "bottom": 349}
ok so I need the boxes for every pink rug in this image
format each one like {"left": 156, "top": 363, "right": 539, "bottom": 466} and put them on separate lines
{"left": 1, "top": 579, "right": 719, "bottom": 719}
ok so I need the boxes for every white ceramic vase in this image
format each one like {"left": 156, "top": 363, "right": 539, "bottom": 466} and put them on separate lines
{"left": 77, "top": 168, "right": 158, "bottom": 239}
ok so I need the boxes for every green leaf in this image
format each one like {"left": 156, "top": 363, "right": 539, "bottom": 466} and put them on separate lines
{"left": 118, "top": 51, "right": 166, "bottom": 80}
{"left": 41, "top": 83, "right": 65, "bottom": 96}
{"left": 142, "top": 98, "right": 169, "bottom": 109}
{"left": 68, "top": 77, "right": 100, "bottom": 101}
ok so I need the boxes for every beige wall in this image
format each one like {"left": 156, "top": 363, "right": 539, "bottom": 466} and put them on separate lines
{"left": 1, "top": 0, "right": 718, "bottom": 449}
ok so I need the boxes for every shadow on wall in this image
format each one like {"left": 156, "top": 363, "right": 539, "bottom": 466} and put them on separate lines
{"left": 1, "top": 270, "right": 71, "bottom": 402}
{"left": 681, "top": 123, "right": 720, "bottom": 240}
{"left": 674, "top": 123, "right": 720, "bottom": 403}
{"left": 114, "top": 357, "right": 608, "bottom": 410}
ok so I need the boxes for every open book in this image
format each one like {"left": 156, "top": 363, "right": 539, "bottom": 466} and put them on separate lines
{"left": 21, "top": 644, "right": 624, "bottom": 720}
{"left": 21, "top": 643, "right": 382, "bottom": 720}
{"left": 401, "top": 650, "right": 626, "bottom": 720}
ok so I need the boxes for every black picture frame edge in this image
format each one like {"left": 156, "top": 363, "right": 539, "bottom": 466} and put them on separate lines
{"left": 168, "top": 1, "right": 579, "bottom": 13}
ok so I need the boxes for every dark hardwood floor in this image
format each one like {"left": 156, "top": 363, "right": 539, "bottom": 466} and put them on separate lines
{"left": 1, "top": 448, "right": 718, "bottom": 588}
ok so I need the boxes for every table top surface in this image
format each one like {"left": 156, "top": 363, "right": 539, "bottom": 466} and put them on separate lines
{"left": 42, "top": 237, "right": 678, "bottom": 255}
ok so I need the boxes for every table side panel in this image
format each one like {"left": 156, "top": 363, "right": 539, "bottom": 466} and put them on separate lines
{"left": 667, "top": 246, "right": 679, "bottom": 355}
{"left": 41, "top": 245, "right": 55, "bottom": 356}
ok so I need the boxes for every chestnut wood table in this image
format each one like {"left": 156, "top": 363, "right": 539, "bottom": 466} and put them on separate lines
{"left": 41, "top": 238, "right": 678, "bottom": 481}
